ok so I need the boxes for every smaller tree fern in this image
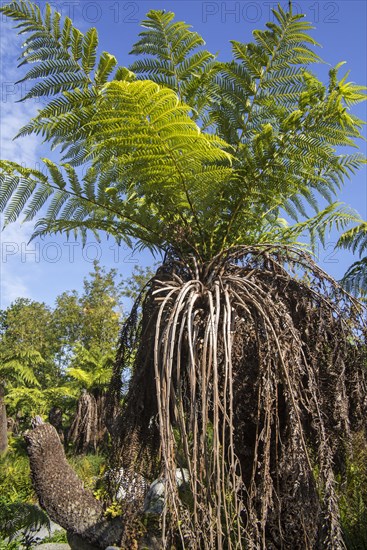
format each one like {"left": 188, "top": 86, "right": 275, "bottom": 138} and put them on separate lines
{"left": 337, "top": 222, "right": 367, "bottom": 297}
{"left": 66, "top": 343, "right": 114, "bottom": 392}
{"left": 66, "top": 344, "right": 114, "bottom": 453}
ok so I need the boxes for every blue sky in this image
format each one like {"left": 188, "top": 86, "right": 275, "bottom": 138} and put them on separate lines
{"left": 0, "top": 0, "right": 366, "bottom": 309}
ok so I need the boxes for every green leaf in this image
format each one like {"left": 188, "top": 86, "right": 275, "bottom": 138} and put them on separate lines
{"left": 82, "top": 27, "right": 98, "bottom": 75}
{"left": 95, "top": 52, "right": 117, "bottom": 85}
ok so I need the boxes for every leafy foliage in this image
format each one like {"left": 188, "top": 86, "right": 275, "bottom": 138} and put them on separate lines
{"left": 0, "top": 1, "right": 365, "bottom": 259}
{"left": 0, "top": 299, "right": 59, "bottom": 387}
{"left": 0, "top": 452, "right": 34, "bottom": 503}
{"left": 129, "top": 9, "right": 216, "bottom": 113}
{"left": 339, "top": 432, "right": 367, "bottom": 549}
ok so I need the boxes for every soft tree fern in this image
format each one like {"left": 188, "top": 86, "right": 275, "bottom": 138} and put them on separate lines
{"left": 1, "top": 2, "right": 366, "bottom": 549}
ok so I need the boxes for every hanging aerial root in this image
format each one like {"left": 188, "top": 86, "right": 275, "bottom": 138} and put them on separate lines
{"left": 111, "top": 245, "right": 367, "bottom": 549}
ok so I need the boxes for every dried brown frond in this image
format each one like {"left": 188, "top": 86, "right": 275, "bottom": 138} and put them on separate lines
{"left": 109, "top": 245, "right": 367, "bottom": 549}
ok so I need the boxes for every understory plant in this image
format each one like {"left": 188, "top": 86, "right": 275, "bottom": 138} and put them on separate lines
{"left": 0, "top": 1, "right": 366, "bottom": 548}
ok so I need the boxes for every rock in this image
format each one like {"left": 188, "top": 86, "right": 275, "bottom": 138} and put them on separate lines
{"left": 34, "top": 545, "right": 71, "bottom": 550}
{"left": 143, "top": 478, "right": 166, "bottom": 514}
{"left": 143, "top": 468, "right": 190, "bottom": 515}
{"left": 13, "top": 517, "right": 66, "bottom": 548}
{"left": 29, "top": 521, "right": 65, "bottom": 543}
{"left": 105, "top": 547, "right": 120, "bottom": 550}
{"left": 67, "top": 532, "right": 100, "bottom": 550}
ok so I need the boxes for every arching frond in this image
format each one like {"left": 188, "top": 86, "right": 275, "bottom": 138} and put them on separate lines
{"left": 340, "top": 258, "right": 367, "bottom": 297}
{"left": 259, "top": 202, "right": 362, "bottom": 249}
{"left": 337, "top": 222, "right": 367, "bottom": 255}
{"left": 337, "top": 222, "right": 367, "bottom": 297}
{"left": 0, "top": 1, "right": 365, "bottom": 260}
{"left": 0, "top": 0, "right": 118, "bottom": 159}
{"left": 0, "top": 0, "right": 118, "bottom": 99}
{"left": 210, "top": 18, "right": 366, "bottom": 246}
{"left": 0, "top": 78, "right": 233, "bottom": 256}
{"left": 129, "top": 9, "right": 216, "bottom": 113}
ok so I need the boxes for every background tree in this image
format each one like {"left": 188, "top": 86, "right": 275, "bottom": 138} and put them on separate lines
{"left": 0, "top": 2, "right": 366, "bottom": 548}
{"left": 0, "top": 299, "right": 60, "bottom": 387}
{"left": 0, "top": 262, "right": 127, "bottom": 453}
{"left": 53, "top": 261, "right": 123, "bottom": 365}
{"left": 54, "top": 262, "right": 124, "bottom": 451}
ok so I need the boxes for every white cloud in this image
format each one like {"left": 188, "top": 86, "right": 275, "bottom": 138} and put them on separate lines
{"left": 0, "top": 222, "right": 38, "bottom": 307}
{"left": 0, "top": 271, "right": 30, "bottom": 304}
{"left": 1, "top": 21, "right": 40, "bottom": 166}
{"left": 0, "top": 20, "right": 42, "bottom": 307}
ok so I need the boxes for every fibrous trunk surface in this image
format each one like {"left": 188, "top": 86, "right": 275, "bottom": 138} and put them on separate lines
{"left": 110, "top": 245, "right": 367, "bottom": 549}
{"left": 25, "top": 423, "right": 123, "bottom": 549}
{"left": 68, "top": 391, "right": 108, "bottom": 453}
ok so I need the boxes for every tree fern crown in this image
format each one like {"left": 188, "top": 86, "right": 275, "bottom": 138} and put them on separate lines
{"left": 0, "top": 1, "right": 365, "bottom": 260}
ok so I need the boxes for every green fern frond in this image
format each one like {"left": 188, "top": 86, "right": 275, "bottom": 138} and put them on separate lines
{"left": 67, "top": 344, "right": 114, "bottom": 390}
{"left": 340, "top": 258, "right": 367, "bottom": 297}
{"left": 260, "top": 202, "right": 361, "bottom": 249}
{"left": 5, "top": 503, "right": 50, "bottom": 541}
{"left": 0, "top": 0, "right": 117, "bottom": 108}
{"left": 337, "top": 222, "right": 367, "bottom": 255}
{"left": 0, "top": 349, "right": 43, "bottom": 386}
{"left": 66, "top": 367, "right": 92, "bottom": 386}
{"left": 0, "top": 75, "right": 233, "bottom": 255}
{"left": 95, "top": 52, "right": 118, "bottom": 85}
{"left": 129, "top": 9, "right": 216, "bottom": 111}
{"left": 81, "top": 27, "right": 98, "bottom": 74}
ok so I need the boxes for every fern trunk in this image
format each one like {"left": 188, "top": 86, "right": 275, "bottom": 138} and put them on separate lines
{"left": 111, "top": 249, "right": 367, "bottom": 549}
{"left": 0, "top": 384, "right": 8, "bottom": 454}
{"left": 67, "top": 391, "right": 108, "bottom": 453}
{"left": 25, "top": 423, "right": 161, "bottom": 549}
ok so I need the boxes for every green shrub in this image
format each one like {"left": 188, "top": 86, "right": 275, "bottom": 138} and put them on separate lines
{"left": 42, "top": 529, "right": 68, "bottom": 544}
{"left": 0, "top": 450, "right": 34, "bottom": 504}
{"left": 67, "top": 453, "right": 106, "bottom": 490}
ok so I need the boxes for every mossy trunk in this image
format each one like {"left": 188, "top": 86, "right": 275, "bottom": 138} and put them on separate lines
{"left": 0, "top": 384, "right": 8, "bottom": 454}
{"left": 25, "top": 423, "right": 123, "bottom": 548}
{"left": 24, "top": 423, "right": 161, "bottom": 549}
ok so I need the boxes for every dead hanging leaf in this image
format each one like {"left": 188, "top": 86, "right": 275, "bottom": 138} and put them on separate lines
{"left": 107, "top": 245, "right": 367, "bottom": 549}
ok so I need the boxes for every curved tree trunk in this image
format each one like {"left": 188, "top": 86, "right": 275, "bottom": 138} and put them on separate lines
{"left": 0, "top": 384, "right": 8, "bottom": 454}
{"left": 25, "top": 423, "right": 122, "bottom": 548}
{"left": 24, "top": 423, "right": 161, "bottom": 549}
